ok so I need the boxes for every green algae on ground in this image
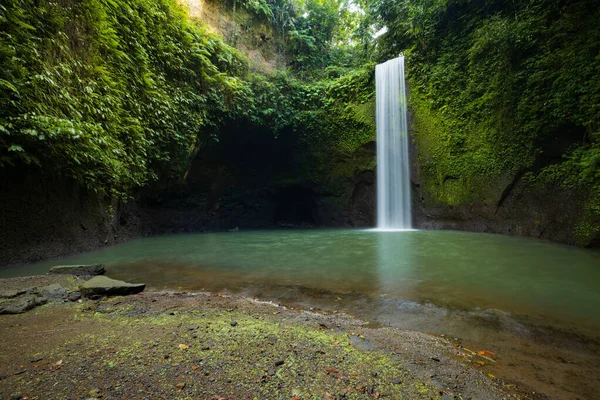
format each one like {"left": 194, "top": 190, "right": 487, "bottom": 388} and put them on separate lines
{"left": 83, "top": 305, "right": 439, "bottom": 399}
{"left": 0, "top": 296, "right": 445, "bottom": 399}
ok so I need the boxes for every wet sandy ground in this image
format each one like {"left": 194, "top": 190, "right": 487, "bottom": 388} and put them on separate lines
{"left": 0, "top": 275, "right": 598, "bottom": 399}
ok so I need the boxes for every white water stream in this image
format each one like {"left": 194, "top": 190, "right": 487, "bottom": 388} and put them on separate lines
{"left": 376, "top": 55, "right": 412, "bottom": 229}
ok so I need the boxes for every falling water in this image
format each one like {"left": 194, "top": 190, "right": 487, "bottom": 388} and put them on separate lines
{"left": 376, "top": 55, "right": 412, "bottom": 230}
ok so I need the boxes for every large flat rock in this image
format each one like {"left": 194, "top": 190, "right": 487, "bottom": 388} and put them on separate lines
{"left": 80, "top": 276, "right": 145, "bottom": 298}
{"left": 49, "top": 264, "right": 105, "bottom": 276}
{"left": 0, "top": 294, "right": 47, "bottom": 314}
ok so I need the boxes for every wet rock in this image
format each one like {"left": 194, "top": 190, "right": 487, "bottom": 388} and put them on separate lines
{"left": 0, "top": 294, "right": 47, "bottom": 314}
{"left": 39, "top": 284, "right": 67, "bottom": 301}
{"left": 68, "top": 292, "right": 81, "bottom": 302}
{"left": 80, "top": 276, "right": 145, "bottom": 298}
{"left": 49, "top": 264, "right": 105, "bottom": 276}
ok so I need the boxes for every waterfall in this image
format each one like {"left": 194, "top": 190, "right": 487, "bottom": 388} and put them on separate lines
{"left": 376, "top": 55, "right": 412, "bottom": 230}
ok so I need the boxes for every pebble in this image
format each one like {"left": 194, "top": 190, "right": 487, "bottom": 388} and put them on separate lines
{"left": 274, "top": 360, "right": 284, "bottom": 366}
{"left": 392, "top": 378, "right": 402, "bottom": 385}
{"left": 230, "top": 321, "right": 238, "bottom": 327}
{"left": 176, "top": 382, "right": 185, "bottom": 389}
{"left": 268, "top": 369, "right": 276, "bottom": 376}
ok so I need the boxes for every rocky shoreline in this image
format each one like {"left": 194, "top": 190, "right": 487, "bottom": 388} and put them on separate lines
{"left": 0, "top": 272, "right": 535, "bottom": 400}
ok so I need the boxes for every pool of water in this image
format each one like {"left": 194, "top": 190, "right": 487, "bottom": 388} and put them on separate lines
{"left": 3, "top": 229, "right": 599, "bottom": 333}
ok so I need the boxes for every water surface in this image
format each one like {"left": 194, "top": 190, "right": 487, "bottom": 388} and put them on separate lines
{"left": 3, "top": 229, "right": 599, "bottom": 334}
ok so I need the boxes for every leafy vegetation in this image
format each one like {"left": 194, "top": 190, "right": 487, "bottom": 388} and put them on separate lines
{"left": 371, "top": 0, "right": 600, "bottom": 243}
{"left": 0, "top": 0, "right": 254, "bottom": 197}
{"left": 0, "top": 0, "right": 373, "bottom": 199}
{"left": 1, "top": 0, "right": 598, "bottom": 242}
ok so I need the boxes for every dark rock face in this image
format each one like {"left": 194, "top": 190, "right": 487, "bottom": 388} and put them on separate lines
{"left": 0, "top": 121, "right": 380, "bottom": 267}
{"left": 347, "top": 170, "right": 376, "bottom": 228}
{"left": 80, "top": 276, "right": 145, "bottom": 298}
{"left": 409, "top": 141, "right": 596, "bottom": 247}
{"left": 0, "top": 168, "right": 147, "bottom": 267}
{"left": 412, "top": 179, "right": 586, "bottom": 245}
{"left": 49, "top": 264, "right": 105, "bottom": 276}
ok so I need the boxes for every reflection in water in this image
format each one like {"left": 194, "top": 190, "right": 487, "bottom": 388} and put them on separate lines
{"left": 376, "top": 231, "right": 416, "bottom": 300}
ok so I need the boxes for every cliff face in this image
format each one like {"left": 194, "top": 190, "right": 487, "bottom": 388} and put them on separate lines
{"left": 2, "top": 0, "right": 598, "bottom": 269}
{"left": 411, "top": 170, "right": 596, "bottom": 247}
{"left": 180, "top": 0, "right": 281, "bottom": 74}
{"left": 0, "top": 169, "right": 139, "bottom": 266}
{"left": 408, "top": 103, "right": 599, "bottom": 248}
{"left": 0, "top": 0, "right": 379, "bottom": 267}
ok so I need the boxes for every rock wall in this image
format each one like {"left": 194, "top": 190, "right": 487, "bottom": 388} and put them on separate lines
{"left": 180, "top": 0, "right": 282, "bottom": 74}
{"left": 0, "top": 168, "right": 144, "bottom": 267}
{"left": 411, "top": 176, "right": 593, "bottom": 246}
{"left": 409, "top": 118, "right": 599, "bottom": 247}
{"left": 0, "top": 144, "right": 376, "bottom": 267}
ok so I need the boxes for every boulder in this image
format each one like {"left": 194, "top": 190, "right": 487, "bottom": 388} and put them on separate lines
{"left": 49, "top": 264, "right": 105, "bottom": 276}
{"left": 80, "top": 276, "right": 145, "bottom": 298}
{"left": 0, "top": 294, "right": 47, "bottom": 314}
{"left": 38, "top": 284, "right": 68, "bottom": 301}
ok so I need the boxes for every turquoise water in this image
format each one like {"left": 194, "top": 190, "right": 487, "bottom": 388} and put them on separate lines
{"left": 3, "top": 229, "right": 599, "bottom": 332}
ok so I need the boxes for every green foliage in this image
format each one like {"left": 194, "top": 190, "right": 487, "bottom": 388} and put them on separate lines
{"left": 372, "top": 0, "right": 600, "bottom": 240}
{"left": 286, "top": 0, "right": 340, "bottom": 71}
{"left": 0, "top": 0, "right": 253, "bottom": 198}
{"left": 243, "top": 0, "right": 275, "bottom": 20}
{"left": 0, "top": 0, "right": 376, "bottom": 201}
